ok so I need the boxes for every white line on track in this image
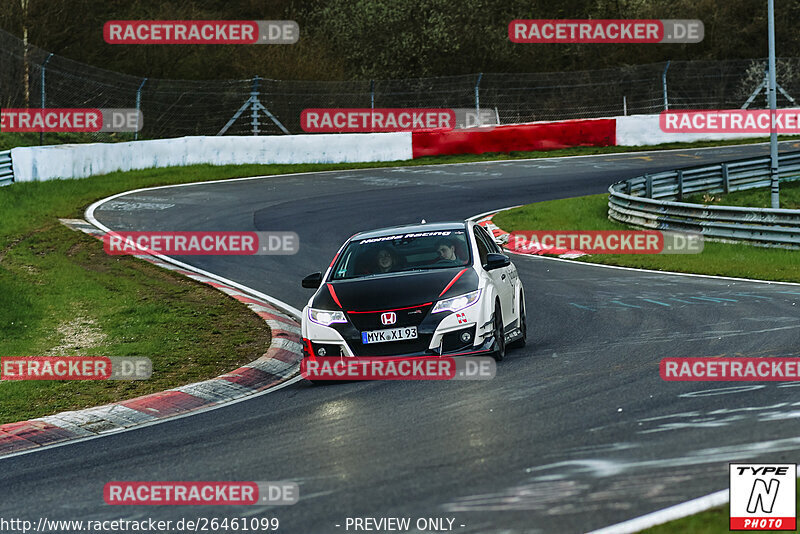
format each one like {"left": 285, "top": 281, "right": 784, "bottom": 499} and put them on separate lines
{"left": 86, "top": 193, "right": 303, "bottom": 318}
{"left": 468, "top": 207, "right": 800, "bottom": 288}
{"left": 585, "top": 466, "right": 800, "bottom": 533}
{"left": 584, "top": 489, "right": 729, "bottom": 534}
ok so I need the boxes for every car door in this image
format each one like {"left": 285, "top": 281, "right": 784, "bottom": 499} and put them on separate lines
{"left": 473, "top": 226, "right": 514, "bottom": 326}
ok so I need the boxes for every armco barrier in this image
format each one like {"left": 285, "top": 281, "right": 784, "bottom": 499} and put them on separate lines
{"left": 0, "top": 150, "right": 12, "bottom": 186}
{"left": 8, "top": 133, "right": 413, "bottom": 183}
{"left": 411, "top": 119, "right": 616, "bottom": 158}
{"left": 608, "top": 151, "right": 800, "bottom": 248}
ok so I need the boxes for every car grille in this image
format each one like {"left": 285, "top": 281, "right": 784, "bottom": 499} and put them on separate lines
{"left": 346, "top": 303, "right": 432, "bottom": 331}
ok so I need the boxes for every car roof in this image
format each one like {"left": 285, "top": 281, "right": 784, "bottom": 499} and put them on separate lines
{"left": 351, "top": 221, "right": 469, "bottom": 241}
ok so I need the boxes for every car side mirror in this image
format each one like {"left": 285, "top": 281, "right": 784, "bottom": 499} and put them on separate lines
{"left": 302, "top": 272, "right": 323, "bottom": 288}
{"left": 484, "top": 253, "right": 510, "bottom": 271}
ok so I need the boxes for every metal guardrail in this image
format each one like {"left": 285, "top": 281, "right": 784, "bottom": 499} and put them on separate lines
{"left": 0, "top": 150, "right": 13, "bottom": 186}
{"left": 608, "top": 151, "right": 800, "bottom": 248}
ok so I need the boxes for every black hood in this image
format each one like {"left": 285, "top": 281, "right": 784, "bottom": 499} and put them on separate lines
{"left": 314, "top": 267, "right": 478, "bottom": 311}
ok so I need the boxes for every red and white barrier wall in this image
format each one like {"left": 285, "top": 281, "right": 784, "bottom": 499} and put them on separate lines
{"left": 7, "top": 114, "right": 767, "bottom": 183}
{"left": 412, "top": 118, "right": 616, "bottom": 157}
{"left": 412, "top": 114, "right": 762, "bottom": 156}
{"left": 614, "top": 114, "right": 759, "bottom": 146}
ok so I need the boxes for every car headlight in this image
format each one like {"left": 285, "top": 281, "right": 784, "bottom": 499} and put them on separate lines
{"left": 308, "top": 308, "right": 348, "bottom": 326}
{"left": 432, "top": 289, "right": 481, "bottom": 313}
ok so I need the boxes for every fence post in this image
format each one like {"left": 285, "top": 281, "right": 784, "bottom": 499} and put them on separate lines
{"left": 39, "top": 53, "right": 54, "bottom": 146}
{"left": 135, "top": 78, "right": 147, "bottom": 141}
{"left": 623, "top": 95, "right": 627, "bottom": 116}
{"left": 370, "top": 79, "right": 375, "bottom": 109}
{"left": 475, "top": 73, "right": 483, "bottom": 126}
{"left": 251, "top": 76, "right": 261, "bottom": 135}
{"left": 645, "top": 174, "right": 652, "bottom": 198}
{"left": 676, "top": 170, "right": 683, "bottom": 201}
{"left": 662, "top": 61, "right": 671, "bottom": 111}
{"left": 721, "top": 163, "right": 729, "bottom": 194}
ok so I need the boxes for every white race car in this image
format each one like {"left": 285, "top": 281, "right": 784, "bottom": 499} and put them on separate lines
{"left": 300, "top": 220, "right": 526, "bottom": 362}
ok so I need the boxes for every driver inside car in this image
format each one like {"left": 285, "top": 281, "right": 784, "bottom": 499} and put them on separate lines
{"left": 434, "top": 239, "right": 459, "bottom": 264}
{"left": 375, "top": 247, "right": 397, "bottom": 273}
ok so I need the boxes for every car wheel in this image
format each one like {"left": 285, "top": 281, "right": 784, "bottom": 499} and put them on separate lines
{"left": 508, "top": 296, "right": 526, "bottom": 349}
{"left": 492, "top": 302, "right": 505, "bottom": 362}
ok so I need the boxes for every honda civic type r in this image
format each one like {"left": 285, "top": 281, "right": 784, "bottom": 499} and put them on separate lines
{"left": 300, "top": 221, "right": 526, "bottom": 363}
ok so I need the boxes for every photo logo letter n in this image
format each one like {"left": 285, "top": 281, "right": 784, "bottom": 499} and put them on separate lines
{"left": 748, "top": 479, "right": 780, "bottom": 513}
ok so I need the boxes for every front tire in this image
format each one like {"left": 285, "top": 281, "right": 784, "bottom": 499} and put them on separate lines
{"left": 508, "top": 296, "right": 526, "bottom": 349}
{"left": 491, "top": 302, "right": 505, "bottom": 361}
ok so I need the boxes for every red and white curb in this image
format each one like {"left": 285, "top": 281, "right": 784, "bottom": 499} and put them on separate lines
{"left": 0, "top": 219, "right": 302, "bottom": 457}
{"left": 475, "top": 213, "right": 587, "bottom": 259}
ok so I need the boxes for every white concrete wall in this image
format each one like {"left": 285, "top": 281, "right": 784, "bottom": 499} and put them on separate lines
{"left": 10, "top": 133, "right": 413, "bottom": 182}
{"left": 615, "top": 114, "right": 760, "bottom": 146}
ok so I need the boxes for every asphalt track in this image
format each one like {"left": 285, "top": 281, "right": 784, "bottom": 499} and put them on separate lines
{"left": 3, "top": 143, "right": 800, "bottom": 534}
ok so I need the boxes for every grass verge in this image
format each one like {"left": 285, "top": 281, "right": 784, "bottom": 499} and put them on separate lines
{"left": 0, "top": 223, "right": 272, "bottom": 424}
{"left": 2, "top": 137, "right": 798, "bottom": 424}
{"left": 492, "top": 192, "right": 800, "bottom": 283}
{"left": 686, "top": 178, "right": 800, "bottom": 209}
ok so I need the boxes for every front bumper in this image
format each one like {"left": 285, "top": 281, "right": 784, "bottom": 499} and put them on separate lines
{"left": 302, "top": 299, "right": 494, "bottom": 358}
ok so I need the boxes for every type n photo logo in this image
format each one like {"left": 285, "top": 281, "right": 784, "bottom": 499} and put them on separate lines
{"left": 730, "top": 464, "right": 796, "bottom": 530}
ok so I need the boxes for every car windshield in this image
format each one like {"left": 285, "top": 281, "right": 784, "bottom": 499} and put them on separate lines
{"left": 330, "top": 229, "right": 471, "bottom": 280}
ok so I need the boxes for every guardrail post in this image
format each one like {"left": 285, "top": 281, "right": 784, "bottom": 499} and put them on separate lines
{"left": 625, "top": 181, "right": 631, "bottom": 195}
{"left": 677, "top": 171, "right": 684, "bottom": 201}
{"left": 251, "top": 76, "right": 261, "bottom": 135}
{"left": 135, "top": 77, "right": 147, "bottom": 141}
{"left": 474, "top": 73, "right": 483, "bottom": 127}
{"left": 645, "top": 174, "right": 652, "bottom": 198}
{"left": 721, "top": 163, "right": 729, "bottom": 195}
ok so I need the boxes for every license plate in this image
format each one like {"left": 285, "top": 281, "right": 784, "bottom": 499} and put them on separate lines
{"left": 361, "top": 327, "right": 418, "bottom": 344}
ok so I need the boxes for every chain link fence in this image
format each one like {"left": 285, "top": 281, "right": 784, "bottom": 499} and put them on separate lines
{"left": 1, "top": 27, "right": 799, "bottom": 141}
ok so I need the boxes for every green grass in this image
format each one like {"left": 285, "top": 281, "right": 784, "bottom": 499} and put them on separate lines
{"left": 493, "top": 193, "right": 800, "bottom": 283}
{"left": 638, "top": 479, "right": 799, "bottom": 533}
{"left": 685, "top": 178, "right": 800, "bottom": 209}
{"left": 3, "top": 135, "right": 799, "bottom": 423}
{"left": 0, "top": 223, "right": 272, "bottom": 424}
